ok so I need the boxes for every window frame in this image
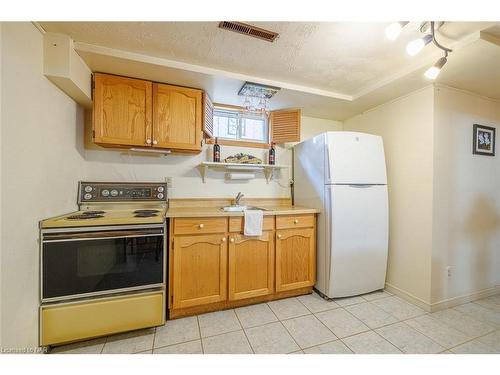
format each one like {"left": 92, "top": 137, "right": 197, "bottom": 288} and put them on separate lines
{"left": 209, "top": 105, "right": 270, "bottom": 148}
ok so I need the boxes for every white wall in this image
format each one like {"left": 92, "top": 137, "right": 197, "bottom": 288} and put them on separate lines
{"left": 344, "top": 86, "right": 435, "bottom": 306}
{"left": 1, "top": 22, "right": 86, "bottom": 348}
{"left": 0, "top": 23, "right": 343, "bottom": 349}
{"left": 431, "top": 86, "right": 500, "bottom": 306}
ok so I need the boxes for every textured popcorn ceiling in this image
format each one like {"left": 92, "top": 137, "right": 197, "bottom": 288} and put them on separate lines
{"left": 39, "top": 21, "right": 500, "bottom": 120}
{"left": 38, "top": 22, "right": 490, "bottom": 96}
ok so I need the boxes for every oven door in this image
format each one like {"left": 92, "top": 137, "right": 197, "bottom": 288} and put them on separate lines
{"left": 42, "top": 225, "right": 165, "bottom": 302}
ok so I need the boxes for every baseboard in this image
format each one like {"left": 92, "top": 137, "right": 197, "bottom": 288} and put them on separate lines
{"left": 385, "top": 282, "right": 500, "bottom": 312}
{"left": 429, "top": 285, "right": 500, "bottom": 312}
{"left": 384, "top": 283, "right": 432, "bottom": 312}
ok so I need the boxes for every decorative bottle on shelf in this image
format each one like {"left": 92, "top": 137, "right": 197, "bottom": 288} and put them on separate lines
{"left": 213, "top": 138, "right": 221, "bottom": 162}
{"left": 268, "top": 142, "right": 276, "bottom": 165}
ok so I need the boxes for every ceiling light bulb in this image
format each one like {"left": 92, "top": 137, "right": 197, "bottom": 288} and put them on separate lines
{"left": 385, "top": 22, "right": 409, "bottom": 41}
{"left": 406, "top": 34, "right": 433, "bottom": 56}
{"left": 424, "top": 57, "right": 447, "bottom": 80}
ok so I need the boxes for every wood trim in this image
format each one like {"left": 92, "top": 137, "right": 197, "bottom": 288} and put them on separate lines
{"left": 205, "top": 138, "right": 270, "bottom": 149}
{"left": 169, "top": 287, "right": 312, "bottom": 319}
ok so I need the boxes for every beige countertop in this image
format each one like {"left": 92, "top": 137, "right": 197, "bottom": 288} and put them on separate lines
{"left": 165, "top": 205, "right": 319, "bottom": 218}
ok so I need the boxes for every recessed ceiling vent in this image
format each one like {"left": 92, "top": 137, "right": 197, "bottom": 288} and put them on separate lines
{"left": 218, "top": 21, "right": 279, "bottom": 42}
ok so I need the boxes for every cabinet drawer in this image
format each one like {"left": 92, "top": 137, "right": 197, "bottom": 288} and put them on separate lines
{"left": 174, "top": 217, "right": 228, "bottom": 235}
{"left": 229, "top": 216, "right": 275, "bottom": 232}
{"left": 276, "top": 214, "right": 315, "bottom": 229}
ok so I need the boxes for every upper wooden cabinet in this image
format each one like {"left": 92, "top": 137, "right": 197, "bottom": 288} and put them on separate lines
{"left": 153, "top": 83, "right": 202, "bottom": 151}
{"left": 93, "top": 73, "right": 152, "bottom": 147}
{"left": 92, "top": 73, "right": 203, "bottom": 152}
{"left": 270, "top": 109, "right": 301, "bottom": 144}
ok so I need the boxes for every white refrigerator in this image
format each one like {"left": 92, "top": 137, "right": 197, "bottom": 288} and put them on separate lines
{"left": 293, "top": 131, "right": 389, "bottom": 298}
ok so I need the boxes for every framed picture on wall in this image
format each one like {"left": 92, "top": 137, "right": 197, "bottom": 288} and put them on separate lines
{"left": 473, "top": 124, "right": 496, "bottom": 156}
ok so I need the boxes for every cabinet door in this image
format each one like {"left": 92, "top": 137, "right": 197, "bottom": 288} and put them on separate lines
{"left": 172, "top": 234, "right": 227, "bottom": 309}
{"left": 152, "top": 83, "right": 202, "bottom": 151}
{"left": 93, "top": 73, "right": 152, "bottom": 147}
{"left": 228, "top": 232, "right": 274, "bottom": 301}
{"left": 276, "top": 228, "right": 315, "bottom": 292}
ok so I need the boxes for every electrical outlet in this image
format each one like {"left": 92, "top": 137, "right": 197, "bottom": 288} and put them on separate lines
{"left": 446, "top": 266, "right": 453, "bottom": 277}
{"left": 165, "top": 177, "right": 173, "bottom": 188}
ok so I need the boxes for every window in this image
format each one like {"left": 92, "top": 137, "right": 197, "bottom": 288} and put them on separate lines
{"left": 213, "top": 108, "right": 269, "bottom": 144}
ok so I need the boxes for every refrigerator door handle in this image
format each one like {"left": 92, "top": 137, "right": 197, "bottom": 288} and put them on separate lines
{"left": 347, "top": 184, "right": 378, "bottom": 188}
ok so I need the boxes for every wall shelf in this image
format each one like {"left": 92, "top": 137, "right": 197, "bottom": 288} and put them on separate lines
{"left": 198, "top": 162, "right": 287, "bottom": 183}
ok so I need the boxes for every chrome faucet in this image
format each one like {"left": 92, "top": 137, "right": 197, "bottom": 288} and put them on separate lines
{"left": 235, "top": 192, "right": 244, "bottom": 206}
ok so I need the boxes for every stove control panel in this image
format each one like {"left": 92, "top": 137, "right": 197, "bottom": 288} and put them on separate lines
{"left": 78, "top": 182, "right": 168, "bottom": 203}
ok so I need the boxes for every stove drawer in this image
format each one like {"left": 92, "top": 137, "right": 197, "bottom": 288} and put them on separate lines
{"left": 41, "top": 291, "right": 164, "bottom": 346}
{"left": 173, "top": 217, "right": 228, "bottom": 235}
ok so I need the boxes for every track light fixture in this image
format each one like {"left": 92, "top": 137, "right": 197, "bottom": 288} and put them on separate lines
{"left": 406, "top": 34, "right": 433, "bottom": 56}
{"left": 384, "top": 21, "right": 409, "bottom": 41}
{"left": 384, "top": 21, "right": 453, "bottom": 80}
{"left": 424, "top": 56, "right": 447, "bottom": 80}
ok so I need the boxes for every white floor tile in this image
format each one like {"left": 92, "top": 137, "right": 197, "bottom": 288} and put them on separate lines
{"left": 153, "top": 340, "right": 203, "bottom": 354}
{"left": 282, "top": 314, "right": 337, "bottom": 349}
{"left": 50, "top": 337, "right": 106, "bottom": 354}
{"left": 315, "top": 308, "right": 370, "bottom": 338}
{"left": 405, "top": 315, "right": 470, "bottom": 349}
{"left": 455, "top": 303, "right": 500, "bottom": 327}
{"left": 303, "top": 340, "right": 353, "bottom": 354}
{"left": 450, "top": 339, "right": 498, "bottom": 354}
{"left": 198, "top": 309, "right": 241, "bottom": 338}
{"left": 297, "top": 292, "right": 339, "bottom": 313}
{"left": 154, "top": 316, "right": 200, "bottom": 348}
{"left": 376, "top": 322, "right": 444, "bottom": 354}
{"left": 334, "top": 296, "right": 366, "bottom": 307}
{"left": 342, "top": 331, "right": 401, "bottom": 354}
{"left": 202, "top": 330, "right": 253, "bottom": 354}
{"left": 102, "top": 328, "right": 155, "bottom": 354}
{"left": 475, "top": 330, "right": 500, "bottom": 352}
{"left": 235, "top": 303, "right": 278, "bottom": 328}
{"left": 245, "top": 322, "right": 299, "bottom": 354}
{"left": 267, "top": 298, "right": 310, "bottom": 320}
{"left": 346, "top": 302, "right": 399, "bottom": 329}
{"left": 361, "top": 290, "right": 393, "bottom": 302}
{"left": 372, "top": 296, "right": 426, "bottom": 320}
{"left": 430, "top": 308, "right": 496, "bottom": 338}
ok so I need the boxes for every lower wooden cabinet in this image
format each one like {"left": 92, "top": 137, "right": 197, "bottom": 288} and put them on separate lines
{"left": 172, "top": 234, "right": 227, "bottom": 309}
{"left": 169, "top": 214, "right": 316, "bottom": 316}
{"left": 275, "top": 228, "right": 316, "bottom": 292}
{"left": 228, "top": 232, "right": 274, "bottom": 301}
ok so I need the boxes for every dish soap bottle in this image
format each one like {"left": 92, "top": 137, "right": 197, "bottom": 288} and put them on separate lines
{"left": 213, "top": 137, "right": 221, "bottom": 162}
{"left": 268, "top": 142, "right": 276, "bottom": 165}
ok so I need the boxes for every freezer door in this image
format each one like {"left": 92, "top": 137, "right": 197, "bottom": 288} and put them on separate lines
{"left": 325, "top": 132, "right": 387, "bottom": 185}
{"left": 326, "top": 184, "right": 388, "bottom": 297}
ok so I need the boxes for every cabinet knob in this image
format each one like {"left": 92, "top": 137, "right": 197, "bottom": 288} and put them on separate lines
{"left": 221, "top": 237, "right": 226, "bottom": 242}
{"left": 146, "top": 139, "right": 152, "bottom": 145}
{"left": 230, "top": 238, "right": 235, "bottom": 243}
{"left": 153, "top": 140, "right": 158, "bottom": 145}
{"left": 277, "top": 234, "right": 282, "bottom": 239}
{"left": 198, "top": 223, "right": 204, "bottom": 229}
{"left": 294, "top": 219, "right": 299, "bottom": 224}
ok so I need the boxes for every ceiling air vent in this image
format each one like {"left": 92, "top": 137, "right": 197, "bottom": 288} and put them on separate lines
{"left": 218, "top": 21, "right": 279, "bottom": 42}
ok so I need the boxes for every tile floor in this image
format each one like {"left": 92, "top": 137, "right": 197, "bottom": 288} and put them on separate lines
{"left": 50, "top": 291, "right": 500, "bottom": 354}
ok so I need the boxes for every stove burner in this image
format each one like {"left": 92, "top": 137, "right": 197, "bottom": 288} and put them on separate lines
{"left": 134, "top": 213, "right": 158, "bottom": 218}
{"left": 133, "top": 209, "right": 160, "bottom": 214}
{"left": 82, "top": 210, "right": 105, "bottom": 215}
{"left": 67, "top": 214, "right": 104, "bottom": 220}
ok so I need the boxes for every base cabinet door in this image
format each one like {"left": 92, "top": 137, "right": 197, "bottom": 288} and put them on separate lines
{"left": 228, "top": 232, "right": 274, "bottom": 301}
{"left": 172, "top": 234, "right": 227, "bottom": 309}
{"left": 276, "top": 228, "right": 315, "bottom": 292}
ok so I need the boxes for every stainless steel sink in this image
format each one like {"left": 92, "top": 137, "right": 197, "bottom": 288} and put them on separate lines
{"left": 221, "top": 205, "right": 268, "bottom": 212}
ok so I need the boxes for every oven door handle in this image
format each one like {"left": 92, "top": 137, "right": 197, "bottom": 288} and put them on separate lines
{"left": 43, "top": 229, "right": 164, "bottom": 242}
